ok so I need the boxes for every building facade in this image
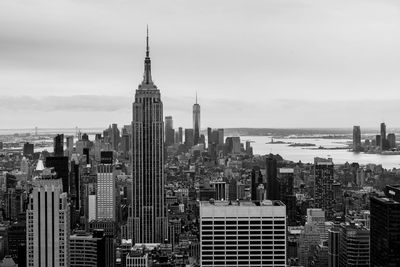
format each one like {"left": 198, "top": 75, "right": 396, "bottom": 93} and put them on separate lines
{"left": 370, "top": 185, "right": 400, "bottom": 267}
{"left": 200, "top": 200, "right": 287, "bottom": 266}
{"left": 26, "top": 168, "right": 70, "bottom": 267}
{"left": 96, "top": 164, "right": 116, "bottom": 220}
{"left": 314, "top": 158, "right": 334, "bottom": 219}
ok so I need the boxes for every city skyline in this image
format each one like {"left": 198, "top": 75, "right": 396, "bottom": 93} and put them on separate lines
{"left": 1, "top": 0, "right": 400, "bottom": 128}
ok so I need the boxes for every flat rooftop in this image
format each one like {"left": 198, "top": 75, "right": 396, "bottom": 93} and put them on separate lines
{"left": 201, "top": 200, "right": 284, "bottom": 207}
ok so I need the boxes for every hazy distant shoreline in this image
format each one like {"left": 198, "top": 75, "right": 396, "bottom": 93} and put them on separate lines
{"left": 0, "top": 127, "right": 398, "bottom": 137}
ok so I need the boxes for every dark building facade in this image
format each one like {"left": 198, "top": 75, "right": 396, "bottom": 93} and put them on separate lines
{"left": 266, "top": 155, "right": 279, "bottom": 200}
{"left": 185, "top": 128, "right": 194, "bottom": 148}
{"left": 23, "top": 142, "right": 34, "bottom": 157}
{"left": 45, "top": 156, "right": 69, "bottom": 193}
{"left": 370, "top": 185, "right": 400, "bottom": 267}
{"left": 352, "top": 126, "right": 361, "bottom": 152}
{"left": 53, "top": 134, "right": 64, "bottom": 156}
{"left": 165, "top": 116, "right": 175, "bottom": 146}
{"left": 251, "top": 166, "right": 266, "bottom": 203}
{"left": 277, "top": 168, "right": 296, "bottom": 225}
{"left": 314, "top": 158, "right": 334, "bottom": 219}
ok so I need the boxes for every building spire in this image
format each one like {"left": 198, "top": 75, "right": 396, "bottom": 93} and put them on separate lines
{"left": 142, "top": 25, "right": 153, "bottom": 86}
{"left": 146, "top": 25, "right": 149, "bottom": 58}
{"left": 196, "top": 91, "right": 197, "bottom": 104}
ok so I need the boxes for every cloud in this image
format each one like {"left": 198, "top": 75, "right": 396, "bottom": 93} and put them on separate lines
{"left": 0, "top": 95, "right": 130, "bottom": 112}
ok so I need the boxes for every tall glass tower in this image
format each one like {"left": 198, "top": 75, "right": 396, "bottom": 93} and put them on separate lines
{"left": 193, "top": 93, "right": 201, "bottom": 145}
{"left": 131, "top": 28, "right": 167, "bottom": 243}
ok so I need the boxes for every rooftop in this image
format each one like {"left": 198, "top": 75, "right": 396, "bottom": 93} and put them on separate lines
{"left": 201, "top": 200, "right": 285, "bottom": 207}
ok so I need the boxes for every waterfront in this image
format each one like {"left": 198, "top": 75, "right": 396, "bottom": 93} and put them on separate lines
{"left": 244, "top": 136, "right": 400, "bottom": 169}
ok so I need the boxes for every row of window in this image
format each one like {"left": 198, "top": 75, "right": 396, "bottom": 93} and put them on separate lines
{"left": 202, "top": 225, "right": 284, "bottom": 230}
{"left": 202, "top": 243, "right": 286, "bottom": 249}
{"left": 202, "top": 255, "right": 285, "bottom": 260}
{"left": 201, "top": 245, "right": 286, "bottom": 251}
{"left": 202, "top": 260, "right": 286, "bottom": 265}
{"left": 202, "top": 220, "right": 285, "bottom": 225}
{"left": 202, "top": 230, "right": 286, "bottom": 235}
{"left": 202, "top": 249, "right": 286, "bottom": 254}
{"left": 202, "top": 235, "right": 285, "bottom": 240}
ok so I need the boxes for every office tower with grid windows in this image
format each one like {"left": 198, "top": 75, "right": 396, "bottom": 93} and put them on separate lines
{"left": 200, "top": 200, "right": 287, "bottom": 266}
{"left": 314, "top": 158, "right": 334, "bottom": 219}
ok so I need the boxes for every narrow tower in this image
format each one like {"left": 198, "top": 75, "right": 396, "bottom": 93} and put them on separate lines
{"left": 131, "top": 28, "right": 167, "bottom": 243}
{"left": 193, "top": 92, "right": 201, "bottom": 145}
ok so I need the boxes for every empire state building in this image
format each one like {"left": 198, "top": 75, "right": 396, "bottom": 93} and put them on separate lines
{"left": 131, "top": 29, "right": 167, "bottom": 243}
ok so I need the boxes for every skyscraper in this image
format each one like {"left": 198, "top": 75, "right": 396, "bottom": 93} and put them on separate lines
{"left": 165, "top": 116, "right": 175, "bottom": 146}
{"left": 131, "top": 28, "right": 167, "bottom": 243}
{"left": 370, "top": 185, "right": 400, "bottom": 266}
{"left": 328, "top": 228, "right": 340, "bottom": 267}
{"left": 184, "top": 128, "right": 194, "bottom": 148}
{"left": 266, "top": 155, "right": 278, "bottom": 200}
{"left": 352, "top": 126, "right": 361, "bottom": 152}
{"left": 380, "top": 122, "right": 387, "bottom": 150}
{"left": 193, "top": 93, "right": 200, "bottom": 145}
{"left": 178, "top": 127, "right": 183, "bottom": 144}
{"left": 26, "top": 168, "right": 70, "bottom": 267}
{"left": 278, "top": 168, "right": 296, "bottom": 225}
{"left": 96, "top": 163, "right": 116, "bottom": 221}
{"left": 251, "top": 166, "right": 267, "bottom": 202}
{"left": 23, "top": 142, "right": 34, "bottom": 157}
{"left": 338, "top": 222, "right": 370, "bottom": 267}
{"left": 111, "top": 123, "right": 120, "bottom": 151}
{"left": 387, "top": 133, "right": 396, "bottom": 149}
{"left": 314, "top": 157, "right": 334, "bottom": 219}
{"left": 54, "top": 134, "right": 64, "bottom": 156}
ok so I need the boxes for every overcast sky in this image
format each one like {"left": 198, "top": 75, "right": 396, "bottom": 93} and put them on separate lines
{"left": 1, "top": 0, "right": 400, "bottom": 129}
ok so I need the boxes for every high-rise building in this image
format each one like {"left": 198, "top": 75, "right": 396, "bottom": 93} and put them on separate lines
{"left": 54, "top": 134, "right": 64, "bottom": 156}
{"left": 387, "top": 133, "right": 396, "bottom": 149}
{"left": 110, "top": 123, "right": 120, "bottom": 151}
{"left": 328, "top": 227, "right": 340, "bottom": 267}
{"left": 66, "top": 135, "right": 74, "bottom": 158}
{"left": 251, "top": 166, "right": 267, "bottom": 202}
{"left": 298, "top": 220, "right": 322, "bottom": 266}
{"left": 352, "top": 126, "right": 361, "bottom": 152}
{"left": 70, "top": 230, "right": 110, "bottom": 267}
{"left": 200, "top": 200, "right": 287, "bottom": 266}
{"left": 266, "top": 155, "right": 278, "bottom": 200}
{"left": 165, "top": 116, "right": 175, "bottom": 146}
{"left": 338, "top": 222, "right": 370, "bottom": 267}
{"left": 26, "top": 168, "right": 70, "bottom": 267}
{"left": 184, "top": 128, "right": 194, "bottom": 148}
{"left": 370, "top": 185, "right": 400, "bottom": 266}
{"left": 178, "top": 127, "right": 183, "bottom": 144}
{"left": 193, "top": 94, "right": 200, "bottom": 145}
{"left": 131, "top": 29, "right": 167, "bottom": 243}
{"left": 217, "top": 128, "right": 224, "bottom": 145}
{"left": 380, "top": 122, "right": 386, "bottom": 150}
{"left": 225, "top": 137, "right": 241, "bottom": 154}
{"left": 307, "top": 208, "right": 326, "bottom": 241}
{"left": 23, "top": 142, "right": 34, "bottom": 157}
{"left": 8, "top": 221, "right": 26, "bottom": 264}
{"left": 96, "top": 163, "right": 116, "bottom": 221}
{"left": 375, "top": 135, "right": 381, "bottom": 148}
{"left": 314, "top": 158, "right": 334, "bottom": 219}
{"left": 45, "top": 156, "right": 69, "bottom": 193}
{"left": 278, "top": 168, "right": 296, "bottom": 225}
